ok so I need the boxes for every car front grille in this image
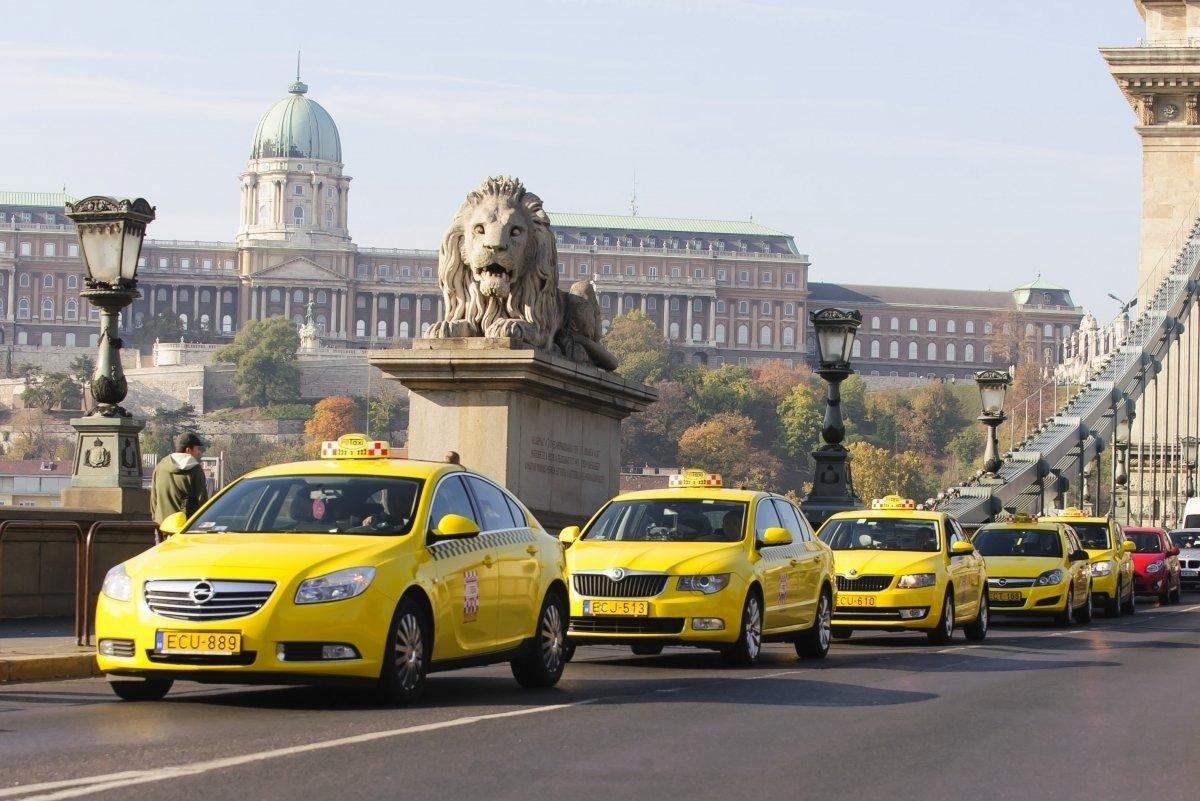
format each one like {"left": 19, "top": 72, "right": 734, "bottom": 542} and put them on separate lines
{"left": 146, "top": 650, "right": 257, "bottom": 666}
{"left": 573, "top": 573, "right": 668, "bottom": 598}
{"left": 836, "top": 575, "right": 893, "bottom": 592}
{"left": 569, "top": 616, "right": 684, "bottom": 634}
{"left": 144, "top": 579, "right": 276, "bottom": 621}
{"left": 1185, "top": 559, "right": 1200, "bottom": 569}
{"left": 832, "top": 607, "right": 914, "bottom": 620}
{"left": 988, "top": 577, "right": 1036, "bottom": 588}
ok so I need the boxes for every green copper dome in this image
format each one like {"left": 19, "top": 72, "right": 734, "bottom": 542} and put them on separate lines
{"left": 250, "top": 80, "right": 342, "bottom": 162}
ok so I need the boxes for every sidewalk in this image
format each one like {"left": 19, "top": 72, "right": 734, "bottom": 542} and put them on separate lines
{"left": 0, "top": 618, "right": 99, "bottom": 684}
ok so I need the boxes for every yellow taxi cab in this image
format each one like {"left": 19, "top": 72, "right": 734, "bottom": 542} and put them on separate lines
{"left": 1038, "top": 507, "right": 1136, "bottom": 617}
{"left": 817, "top": 496, "right": 988, "bottom": 644}
{"left": 95, "top": 434, "right": 569, "bottom": 704}
{"left": 559, "top": 469, "right": 836, "bottom": 666}
{"left": 972, "top": 515, "right": 1094, "bottom": 626}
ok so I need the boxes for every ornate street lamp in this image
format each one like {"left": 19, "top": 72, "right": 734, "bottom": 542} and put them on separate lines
{"left": 1181, "top": 435, "right": 1198, "bottom": 498}
{"left": 802, "top": 308, "right": 863, "bottom": 526}
{"left": 60, "top": 196, "right": 155, "bottom": 513}
{"left": 974, "top": 369, "right": 1011, "bottom": 478}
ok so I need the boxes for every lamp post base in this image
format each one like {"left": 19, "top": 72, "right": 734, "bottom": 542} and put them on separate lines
{"left": 802, "top": 447, "right": 861, "bottom": 527}
{"left": 61, "top": 415, "right": 148, "bottom": 514}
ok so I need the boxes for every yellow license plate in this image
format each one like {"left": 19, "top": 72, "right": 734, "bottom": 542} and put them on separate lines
{"left": 583, "top": 600, "right": 649, "bottom": 616}
{"left": 839, "top": 594, "right": 877, "bottom": 607}
{"left": 990, "top": 591, "right": 1023, "bottom": 603}
{"left": 155, "top": 630, "right": 242, "bottom": 655}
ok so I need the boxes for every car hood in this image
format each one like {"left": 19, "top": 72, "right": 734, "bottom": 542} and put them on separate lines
{"left": 1131, "top": 552, "right": 1167, "bottom": 569}
{"left": 1084, "top": 548, "right": 1117, "bottom": 562}
{"left": 567, "top": 540, "right": 744, "bottom": 575}
{"left": 830, "top": 550, "right": 942, "bottom": 577}
{"left": 125, "top": 532, "right": 400, "bottom": 579}
{"left": 981, "top": 555, "right": 1062, "bottom": 577}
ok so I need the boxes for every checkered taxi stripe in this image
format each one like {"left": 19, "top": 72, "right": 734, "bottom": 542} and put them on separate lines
{"left": 428, "top": 527, "right": 540, "bottom": 560}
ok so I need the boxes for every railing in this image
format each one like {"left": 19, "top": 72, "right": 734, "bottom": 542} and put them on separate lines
{"left": 592, "top": 274, "right": 718, "bottom": 291}
{"left": 1137, "top": 37, "right": 1200, "bottom": 47}
{"left": 0, "top": 520, "right": 85, "bottom": 644}
{"left": 0, "top": 222, "right": 73, "bottom": 232}
{"left": 555, "top": 242, "right": 807, "bottom": 261}
{"left": 145, "top": 239, "right": 237, "bottom": 250}
{"left": 81, "top": 521, "right": 161, "bottom": 646}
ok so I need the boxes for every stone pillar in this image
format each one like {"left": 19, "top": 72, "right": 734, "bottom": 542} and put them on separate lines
{"left": 685, "top": 296, "right": 694, "bottom": 343}
{"left": 708, "top": 300, "right": 716, "bottom": 346}
{"left": 369, "top": 291, "right": 378, "bottom": 339}
{"left": 170, "top": 288, "right": 177, "bottom": 316}
{"left": 342, "top": 290, "right": 350, "bottom": 337}
{"left": 192, "top": 290, "right": 200, "bottom": 328}
{"left": 214, "top": 288, "right": 223, "bottom": 334}
{"left": 662, "top": 295, "right": 670, "bottom": 337}
{"left": 284, "top": 289, "right": 292, "bottom": 321}
{"left": 639, "top": 293, "right": 646, "bottom": 313}
{"left": 414, "top": 295, "right": 423, "bottom": 336}
{"left": 392, "top": 293, "right": 400, "bottom": 340}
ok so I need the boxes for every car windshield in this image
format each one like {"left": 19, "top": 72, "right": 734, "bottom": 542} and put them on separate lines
{"left": 1170, "top": 530, "right": 1200, "bottom": 549}
{"left": 1128, "top": 532, "right": 1163, "bottom": 553}
{"left": 819, "top": 517, "right": 940, "bottom": 552}
{"left": 582, "top": 499, "right": 748, "bottom": 542}
{"left": 186, "top": 475, "right": 423, "bottom": 536}
{"left": 974, "top": 528, "right": 1062, "bottom": 557}
{"left": 1070, "top": 522, "right": 1111, "bottom": 550}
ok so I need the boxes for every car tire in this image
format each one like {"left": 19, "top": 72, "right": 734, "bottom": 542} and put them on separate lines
{"left": 1105, "top": 584, "right": 1122, "bottom": 618}
{"left": 376, "top": 596, "right": 431, "bottom": 706}
{"left": 630, "top": 643, "right": 664, "bottom": 656}
{"left": 926, "top": 591, "right": 955, "bottom": 645}
{"left": 562, "top": 642, "right": 577, "bottom": 664}
{"left": 511, "top": 590, "right": 568, "bottom": 689}
{"left": 1054, "top": 586, "right": 1074, "bottom": 627}
{"left": 109, "top": 677, "right": 173, "bottom": 702}
{"left": 1074, "top": 584, "right": 1094, "bottom": 624}
{"left": 831, "top": 628, "right": 853, "bottom": 640}
{"left": 963, "top": 588, "right": 989, "bottom": 641}
{"left": 720, "top": 591, "right": 763, "bottom": 667}
{"left": 1121, "top": 580, "right": 1137, "bottom": 615}
{"left": 795, "top": 588, "right": 833, "bottom": 659}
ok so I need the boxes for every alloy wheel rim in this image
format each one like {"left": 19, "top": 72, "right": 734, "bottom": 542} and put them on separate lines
{"left": 817, "top": 595, "right": 832, "bottom": 650}
{"left": 746, "top": 597, "right": 762, "bottom": 658}
{"left": 980, "top": 595, "right": 988, "bottom": 632}
{"left": 944, "top": 597, "right": 954, "bottom": 636}
{"left": 541, "top": 603, "right": 564, "bottom": 673}
{"left": 395, "top": 612, "right": 424, "bottom": 691}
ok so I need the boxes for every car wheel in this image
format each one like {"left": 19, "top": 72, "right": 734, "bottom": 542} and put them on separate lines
{"left": 721, "top": 591, "right": 763, "bottom": 667}
{"left": 1105, "top": 583, "right": 1122, "bottom": 618}
{"left": 511, "top": 590, "right": 568, "bottom": 688}
{"left": 964, "top": 588, "right": 989, "bottom": 641}
{"left": 831, "top": 628, "right": 853, "bottom": 640}
{"left": 1121, "top": 580, "right": 1137, "bottom": 615}
{"left": 926, "top": 592, "right": 955, "bottom": 645}
{"left": 795, "top": 588, "right": 833, "bottom": 659}
{"left": 1075, "top": 584, "right": 1093, "bottom": 624}
{"left": 630, "top": 643, "right": 664, "bottom": 656}
{"left": 1054, "top": 586, "right": 1073, "bottom": 627}
{"left": 376, "top": 596, "right": 431, "bottom": 705}
{"left": 562, "top": 642, "right": 577, "bottom": 664}
{"left": 109, "top": 677, "right": 173, "bottom": 702}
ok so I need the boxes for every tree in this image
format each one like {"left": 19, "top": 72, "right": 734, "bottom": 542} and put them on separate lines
{"left": 214, "top": 317, "right": 301, "bottom": 407}
{"left": 685, "top": 364, "right": 765, "bottom": 421}
{"left": 604, "top": 311, "right": 669, "bottom": 385}
{"left": 621, "top": 380, "right": 698, "bottom": 466}
{"left": 141, "top": 404, "right": 198, "bottom": 459}
{"left": 8, "top": 409, "right": 67, "bottom": 460}
{"left": 21, "top": 372, "right": 81, "bottom": 412}
{"left": 70, "top": 355, "right": 94, "bottom": 411}
{"left": 901, "top": 382, "right": 967, "bottom": 457}
{"left": 753, "top": 361, "right": 813, "bottom": 406}
{"left": 216, "top": 434, "right": 308, "bottom": 481}
{"left": 305, "top": 396, "right": 360, "bottom": 448}
{"left": 368, "top": 395, "right": 408, "bottom": 441}
{"left": 775, "top": 384, "right": 824, "bottom": 466}
{"left": 677, "top": 412, "right": 783, "bottom": 489}
{"left": 128, "top": 311, "right": 182, "bottom": 352}
{"left": 847, "top": 441, "right": 936, "bottom": 504}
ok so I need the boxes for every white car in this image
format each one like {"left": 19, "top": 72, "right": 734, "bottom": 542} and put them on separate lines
{"left": 1169, "top": 529, "right": 1200, "bottom": 591}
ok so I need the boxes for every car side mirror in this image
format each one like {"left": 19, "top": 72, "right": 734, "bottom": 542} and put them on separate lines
{"left": 758, "top": 527, "right": 792, "bottom": 548}
{"left": 1069, "top": 549, "right": 1089, "bottom": 562}
{"left": 159, "top": 511, "right": 188, "bottom": 536}
{"left": 950, "top": 540, "right": 975, "bottom": 555}
{"left": 1122, "top": 540, "right": 1136, "bottom": 553}
{"left": 558, "top": 525, "right": 581, "bottom": 546}
{"left": 1169, "top": 546, "right": 1180, "bottom": 556}
{"left": 435, "top": 513, "right": 480, "bottom": 539}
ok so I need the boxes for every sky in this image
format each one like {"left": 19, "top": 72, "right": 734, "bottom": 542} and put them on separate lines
{"left": 0, "top": 1, "right": 1147, "bottom": 316}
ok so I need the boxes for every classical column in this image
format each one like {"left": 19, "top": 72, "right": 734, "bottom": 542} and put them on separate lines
{"left": 284, "top": 288, "right": 292, "bottom": 320}
{"left": 662, "top": 295, "right": 670, "bottom": 337}
{"left": 6, "top": 272, "right": 14, "bottom": 323}
{"left": 148, "top": 286, "right": 157, "bottom": 317}
{"left": 331, "top": 289, "right": 340, "bottom": 335}
{"left": 214, "top": 288, "right": 223, "bottom": 333}
{"left": 392, "top": 292, "right": 400, "bottom": 339}
{"left": 170, "top": 288, "right": 178, "bottom": 316}
{"left": 640, "top": 293, "right": 646, "bottom": 313}
{"left": 414, "top": 294, "right": 423, "bottom": 336}
{"left": 685, "top": 296, "right": 694, "bottom": 343}
{"left": 192, "top": 290, "right": 199, "bottom": 329}
{"left": 341, "top": 290, "right": 349, "bottom": 337}
{"left": 707, "top": 300, "right": 716, "bottom": 345}
{"left": 369, "top": 292, "right": 378, "bottom": 338}
{"left": 751, "top": 303, "right": 759, "bottom": 351}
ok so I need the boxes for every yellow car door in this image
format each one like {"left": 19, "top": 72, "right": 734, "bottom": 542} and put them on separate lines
{"left": 773, "top": 498, "right": 821, "bottom": 627}
{"left": 425, "top": 475, "right": 500, "bottom": 657}
{"left": 1064, "top": 526, "right": 1090, "bottom": 603}
{"left": 946, "top": 518, "right": 979, "bottom": 620}
{"left": 463, "top": 475, "right": 540, "bottom": 649}
{"left": 753, "top": 498, "right": 796, "bottom": 632}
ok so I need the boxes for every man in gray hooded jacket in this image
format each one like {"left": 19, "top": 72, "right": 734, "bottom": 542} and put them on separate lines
{"left": 151, "top": 433, "right": 210, "bottom": 524}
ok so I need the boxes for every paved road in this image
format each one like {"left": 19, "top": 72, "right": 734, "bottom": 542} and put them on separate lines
{"left": 3, "top": 602, "right": 1200, "bottom": 801}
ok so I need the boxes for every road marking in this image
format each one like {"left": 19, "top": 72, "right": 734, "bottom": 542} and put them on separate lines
{"left": 936, "top": 646, "right": 978, "bottom": 653}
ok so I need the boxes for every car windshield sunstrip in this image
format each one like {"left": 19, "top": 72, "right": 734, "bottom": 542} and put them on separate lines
{"left": 186, "top": 475, "right": 423, "bottom": 535}
{"left": 582, "top": 499, "right": 748, "bottom": 542}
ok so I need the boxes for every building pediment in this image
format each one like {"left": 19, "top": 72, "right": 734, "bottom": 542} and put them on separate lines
{"left": 253, "top": 256, "right": 342, "bottom": 283}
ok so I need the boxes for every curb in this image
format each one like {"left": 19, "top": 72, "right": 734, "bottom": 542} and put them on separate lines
{"left": 0, "top": 654, "right": 100, "bottom": 684}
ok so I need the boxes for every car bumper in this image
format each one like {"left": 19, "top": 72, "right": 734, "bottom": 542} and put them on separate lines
{"left": 987, "top": 583, "right": 1069, "bottom": 614}
{"left": 1090, "top": 570, "right": 1119, "bottom": 599}
{"left": 566, "top": 577, "right": 747, "bottom": 645}
{"left": 1134, "top": 573, "right": 1169, "bottom": 596}
{"left": 831, "top": 586, "right": 941, "bottom": 631}
{"left": 95, "top": 588, "right": 394, "bottom": 682}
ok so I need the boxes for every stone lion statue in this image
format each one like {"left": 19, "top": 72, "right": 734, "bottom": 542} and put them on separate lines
{"left": 427, "top": 176, "right": 618, "bottom": 371}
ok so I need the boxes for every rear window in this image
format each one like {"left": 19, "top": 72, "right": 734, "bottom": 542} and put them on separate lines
{"left": 974, "top": 527, "right": 1062, "bottom": 557}
{"left": 1128, "top": 532, "right": 1163, "bottom": 553}
{"left": 1070, "top": 522, "right": 1111, "bottom": 550}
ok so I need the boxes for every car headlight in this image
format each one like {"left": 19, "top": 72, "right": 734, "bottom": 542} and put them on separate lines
{"left": 1036, "top": 568, "right": 1065, "bottom": 586}
{"left": 897, "top": 573, "right": 937, "bottom": 589}
{"left": 1091, "top": 560, "right": 1113, "bottom": 576}
{"left": 676, "top": 574, "right": 731, "bottom": 594}
{"left": 101, "top": 564, "right": 132, "bottom": 602}
{"left": 1146, "top": 560, "right": 1164, "bottom": 574}
{"left": 295, "top": 567, "right": 376, "bottom": 604}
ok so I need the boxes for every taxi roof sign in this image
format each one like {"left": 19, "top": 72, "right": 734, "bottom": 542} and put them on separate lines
{"left": 1059, "top": 507, "right": 1086, "bottom": 518}
{"left": 669, "top": 468, "right": 723, "bottom": 488}
{"left": 321, "top": 434, "right": 390, "bottom": 459}
{"left": 871, "top": 495, "right": 916, "bottom": 510}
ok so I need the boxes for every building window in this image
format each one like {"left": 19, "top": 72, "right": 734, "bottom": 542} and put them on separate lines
{"left": 671, "top": 267, "right": 681, "bottom": 278}
{"left": 759, "top": 326, "right": 772, "bottom": 346}
{"left": 203, "top": 259, "right": 213, "bottom": 271}
{"left": 784, "top": 303, "right": 794, "bottom": 317}
{"left": 293, "top": 206, "right": 304, "bottom": 224}
{"left": 965, "top": 320, "right": 975, "bottom": 334}
{"left": 294, "top": 185, "right": 304, "bottom": 196}
{"left": 90, "top": 305, "right": 99, "bottom": 321}
{"left": 17, "top": 298, "right": 29, "bottom": 319}
{"left": 782, "top": 327, "right": 794, "bottom": 346}
{"left": 199, "top": 313, "right": 211, "bottom": 331}
{"left": 270, "top": 289, "right": 282, "bottom": 303}
{"left": 889, "top": 341, "right": 899, "bottom": 359}
{"left": 601, "top": 295, "right": 611, "bottom": 309}
{"left": 946, "top": 320, "right": 956, "bottom": 334}
{"left": 43, "top": 242, "right": 56, "bottom": 257}
{"left": 907, "top": 341, "right": 917, "bottom": 360}
{"left": 602, "top": 264, "right": 612, "bottom": 275}
{"left": 222, "top": 315, "right": 233, "bottom": 334}
{"left": 315, "top": 290, "right": 327, "bottom": 304}
{"left": 578, "top": 263, "right": 589, "bottom": 275}
{"left": 41, "top": 298, "right": 53, "bottom": 319}
{"left": 18, "top": 273, "right": 28, "bottom": 288}
{"left": 291, "top": 289, "right": 303, "bottom": 303}
{"left": 399, "top": 296, "right": 411, "bottom": 310}
{"left": 1062, "top": 325, "right": 1072, "bottom": 337}
{"left": 43, "top": 274, "right": 53, "bottom": 289}
{"left": 225, "top": 259, "right": 235, "bottom": 271}
{"left": 693, "top": 298, "right": 703, "bottom": 312}
{"left": 1044, "top": 323, "right": 1053, "bottom": 338}
{"left": 669, "top": 322, "right": 679, "bottom": 340}
{"left": 927, "top": 342, "right": 937, "bottom": 360}
{"left": 870, "top": 340, "right": 880, "bottom": 358}
{"left": 716, "top": 269, "right": 726, "bottom": 281}
{"left": 40, "top": 332, "right": 52, "bottom": 346}
{"left": 784, "top": 272, "right": 795, "bottom": 285}
{"left": 159, "top": 257, "right": 169, "bottom": 269}
{"left": 181, "top": 258, "right": 191, "bottom": 271}
{"left": 156, "top": 287, "right": 168, "bottom": 301}
{"left": 420, "top": 266, "right": 432, "bottom": 279}
{"left": 738, "top": 270, "right": 749, "bottom": 283}
{"left": 946, "top": 343, "right": 956, "bottom": 361}
{"left": 928, "top": 319, "right": 937, "bottom": 333}
{"left": 377, "top": 320, "right": 388, "bottom": 338}
{"left": 19, "top": 242, "right": 31, "bottom": 256}
{"left": 421, "top": 297, "right": 431, "bottom": 311}
{"left": 762, "top": 271, "right": 773, "bottom": 284}
{"left": 201, "top": 289, "right": 212, "bottom": 303}
{"left": 399, "top": 321, "right": 410, "bottom": 338}
{"left": 68, "top": 243, "right": 79, "bottom": 258}
{"left": 692, "top": 323, "right": 703, "bottom": 341}
{"left": 557, "top": 263, "right": 565, "bottom": 275}
{"left": 852, "top": 339, "right": 861, "bottom": 358}
{"left": 1026, "top": 323, "right": 1036, "bottom": 337}
{"left": 625, "top": 265, "right": 635, "bottom": 276}
{"left": 983, "top": 322, "right": 993, "bottom": 335}
{"left": 737, "top": 324, "right": 749, "bottom": 345}
{"left": 908, "top": 318, "right": 917, "bottom": 332}
{"left": 760, "top": 302, "right": 771, "bottom": 315}
{"left": 715, "top": 300, "right": 725, "bottom": 313}
{"left": 65, "top": 299, "right": 77, "bottom": 321}
{"left": 738, "top": 300, "right": 749, "bottom": 314}
{"left": 356, "top": 320, "right": 366, "bottom": 337}
{"left": 715, "top": 323, "right": 726, "bottom": 344}
{"left": 67, "top": 274, "right": 78, "bottom": 289}
{"left": 177, "top": 313, "right": 188, "bottom": 331}
{"left": 670, "top": 297, "right": 680, "bottom": 311}
{"left": 693, "top": 268, "right": 703, "bottom": 279}
{"left": 644, "top": 266, "right": 656, "bottom": 277}
{"left": 647, "top": 297, "right": 657, "bottom": 311}
{"left": 890, "top": 317, "right": 899, "bottom": 331}
{"left": 871, "top": 316, "right": 880, "bottom": 330}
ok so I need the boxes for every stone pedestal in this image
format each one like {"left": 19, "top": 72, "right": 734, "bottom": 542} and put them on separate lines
{"left": 60, "top": 416, "right": 149, "bottom": 515}
{"left": 371, "top": 338, "right": 656, "bottom": 530}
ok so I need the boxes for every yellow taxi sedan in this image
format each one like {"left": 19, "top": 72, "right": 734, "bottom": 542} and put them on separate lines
{"left": 560, "top": 469, "right": 836, "bottom": 666}
{"left": 1039, "top": 507, "right": 1136, "bottom": 617}
{"left": 972, "top": 516, "right": 1094, "bottom": 626}
{"left": 817, "top": 496, "right": 988, "bottom": 644}
{"left": 95, "top": 434, "right": 569, "bottom": 704}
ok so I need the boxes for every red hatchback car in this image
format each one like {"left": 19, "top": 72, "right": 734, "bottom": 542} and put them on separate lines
{"left": 1125, "top": 527, "right": 1181, "bottom": 604}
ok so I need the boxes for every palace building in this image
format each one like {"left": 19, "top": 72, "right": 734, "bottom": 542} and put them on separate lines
{"left": 0, "top": 77, "right": 1082, "bottom": 378}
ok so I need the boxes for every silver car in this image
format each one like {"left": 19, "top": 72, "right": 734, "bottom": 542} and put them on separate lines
{"left": 1169, "top": 529, "right": 1200, "bottom": 590}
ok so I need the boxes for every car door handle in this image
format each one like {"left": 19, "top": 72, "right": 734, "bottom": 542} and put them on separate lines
{"left": 789, "top": 559, "right": 800, "bottom": 567}
{"left": 526, "top": 545, "right": 539, "bottom": 555}
{"left": 482, "top": 554, "right": 495, "bottom": 568}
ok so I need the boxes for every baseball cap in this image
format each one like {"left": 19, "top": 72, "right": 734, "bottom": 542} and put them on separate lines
{"left": 175, "top": 432, "right": 207, "bottom": 451}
